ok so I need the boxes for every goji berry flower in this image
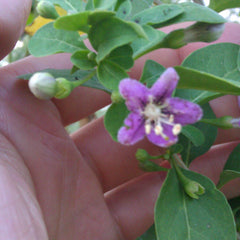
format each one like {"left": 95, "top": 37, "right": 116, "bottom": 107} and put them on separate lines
{"left": 117, "top": 68, "right": 203, "bottom": 147}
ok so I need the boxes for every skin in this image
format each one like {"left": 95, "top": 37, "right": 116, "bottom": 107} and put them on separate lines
{"left": 0, "top": 1, "right": 240, "bottom": 239}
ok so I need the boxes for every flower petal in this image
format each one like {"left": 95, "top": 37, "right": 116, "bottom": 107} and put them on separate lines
{"left": 147, "top": 124, "right": 178, "bottom": 147}
{"left": 150, "top": 68, "right": 179, "bottom": 101}
{"left": 118, "top": 113, "right": 145, "bottom": 145}
{"left": 166, "top": 97, "right": 203, "bottom": 125}
{"left": 119, "top": 78, "right": 149, "bottom": 112}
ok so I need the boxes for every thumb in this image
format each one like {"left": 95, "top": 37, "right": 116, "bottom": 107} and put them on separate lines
{"left": 0, "top": 0, "right": 32, "bottom": 60}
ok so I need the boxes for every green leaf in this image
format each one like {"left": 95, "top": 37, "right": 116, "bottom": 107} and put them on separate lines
{"left": 71, "top": 50, "right": 96, "bottom": 70}
{"left": 19, "top": 69, "right": 111, "bottom": 93}
{"left": 104, "top": 101, "right": 129, "bottom": 141}
{"left": 106, "top": 45, "right": 134, "bottom": 70}
{"left": 140, "top": 60, "right": 165, "bottom": 87}
{"left": 181, "top": 125, "right": 205, "bottom": 147}
{"left": 156, "top": 2, "right": 226, "bottom": 28}
{"left": 132, "top": 25, "right": 166, "bottom": 59}
{"left": 174, "top": 89, "right": 221, "bottom": 105}
{"left": 155, "top": 168, "right": 237, "bottom": 240}
{"left": 28, "top": 22, "right": 87, "bottom": 56}
{"left": 176, "top": 43, "right": 240, "bottom": 105}
{"left": 44, "top": 0, "right": 85, "bottom": 12}
{"left": 54, "top": 11, "right": 115, "bottom": 32}
{"left": 178, "top": 104, "right": 217, "bottom": 166}
{"left": 137, "top": 225, "right": 157, "bottom": 240}
{"left": 89, "top": 16, "right": 146, "bottom": 62}
{"left": 128, "top": 0, "right": 154, "bottom": 18}
{"left": 182, "top": 43, "right": 240, "bottom": 81}
{"left": 218, "top": 144, "right": 240, "bottom": 189}
{"left": 93, "top": 0, "right": 117, "bottom": 9}
{"left": 175, "top": 66, "right": 240, "bottom": 95}
{"left": 116, "top": 0, "right": 132, "bottom": 20}
{"left": 131, "top": 4, "right": 184, "bottom": 26}
{"left": 209, "top": 0, "right": 240, "bottom": 12}
{"left": 97, "top": 60, "right": 128, "bottom": 91}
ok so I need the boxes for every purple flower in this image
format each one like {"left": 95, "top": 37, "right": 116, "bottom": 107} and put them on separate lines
{"left": 117, "top": 68, "right": 203, "bottom": 147}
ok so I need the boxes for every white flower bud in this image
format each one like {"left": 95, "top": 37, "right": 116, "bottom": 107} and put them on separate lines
{"left": 28, "top": 72, "right": 57, "bottom": 100}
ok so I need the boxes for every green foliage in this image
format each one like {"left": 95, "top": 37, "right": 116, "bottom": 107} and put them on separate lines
{"left": 71, "top": 50, "right": 97, "bottom": 70}
{"left": 140, "top": 60, "right": 166, "bottom": 87}
{"left": 217, "top": 144, "right": 240, "bottom": 189}
{"left": 104, "top": 101, "right": 129, "bottom": 141}
{"left": 178, "top": 104, "right": 217, "bottom": 166}
{"left": 54, "top": 11, "right": 115, "bottom": 32}
{"left": 209, "top": 0, "right": 240, "bottom": 12}
{"left": 156, "top": 2, "right": 226, "bottom": 28}
{"left": 175, "top": 66, "right": 240, "bottom": 95}
{"left": 176, "top": 43, "right": 240, "bottom": 105}
{"left": 42, "top": 0, "right": 85, "bottom": 12}
{"left": 131, "top": 4, "right": 184, "bottom": 26}
{"left": 181, "top": 125, "right": 205, "bottom": 147}
{"left": 106, "top": 45, "right": 134, "bottom": 70}
{"left": 97, "top": 60, "right": 128, "bottom": 90}
{"left": 88, "top": 16, "right": 146, "bottom": 62}
{"left": 155, "top": 168, "right": 237, "bottom": 240}
{"left": 131, "top": 25, "right": 166, "bottom": 59}
{"left": 116, "top": 0, "right": 132, "bottom": 19}
{"left": 28, "top": 22, "right": 87, "bottom": 56}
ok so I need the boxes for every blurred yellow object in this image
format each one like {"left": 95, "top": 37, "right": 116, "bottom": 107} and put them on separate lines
{"left": 25, "top": 6, "right": 67, "bottom": 36}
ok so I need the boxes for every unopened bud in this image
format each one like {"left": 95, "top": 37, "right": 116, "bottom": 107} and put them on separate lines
{"left": 36, "top": 1, "right": 59, "bottom": 19}
{"left": 184, "top": 180, "right": 205, "bottom": 199}
{"left": 136, "top": 149, "right": 150, "bottom": 162}
{"left": 111, "top": 91, "right": 123, "bottom": 103}
{"left": 184, "top": 22, "right": 225, "bottom": 43}
{"left": 162, "top": 23, "right": 225, "bottom": 49}
{"left": 28, "top": 72, "right": 57, "bottom": 100}
{"left": 55, "top": 78, "right": 73, "bottom": 99}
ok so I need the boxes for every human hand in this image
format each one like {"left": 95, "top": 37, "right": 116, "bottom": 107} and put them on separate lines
{"left": 0, "top": 1, "right": 240, "bottom": 239}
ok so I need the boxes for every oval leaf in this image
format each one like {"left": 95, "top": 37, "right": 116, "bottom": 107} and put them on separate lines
{"left": 181, "top": 125, "right": 205, "bottom": 147}
{"left": 175, "top": 66, "right": 240, "bottom": 95}
{"left": 156, "top": 2, "right": 226, "bottom": 28}
{"left": 155, "top": 168, "right": 237, "bottom": 240}
{"left": 97, "top": 60, "right": 128, "bottom": 90}
{"left": 71, "top": 50, "right": 97, "bottom": 70}
{"left": 28, "top": 22, "right": 87, "bottom": 56}
{"left": 140, "top": 60, "right": 166, "bottom": 87}
{"left": 178, "top": 104, "right": 217, "bottom": 165}
{"left": 131, "top": 4, "right": 184, "bottom": 26}
{"left": 104, "top": 102, "right": 129, "bottom": 141}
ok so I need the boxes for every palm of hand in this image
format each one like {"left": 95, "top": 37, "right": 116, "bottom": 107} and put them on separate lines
{"left": 0, "top": 74, "right": 124, "bottom": 239}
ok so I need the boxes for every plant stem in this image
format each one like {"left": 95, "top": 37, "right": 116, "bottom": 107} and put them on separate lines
{"left": 71, "top": 70, "right": 97, "bottom": 89}
{"left": 172, "top": 153, "right": 188, "bottom": 170}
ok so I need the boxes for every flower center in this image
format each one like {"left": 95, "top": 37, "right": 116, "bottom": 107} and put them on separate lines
{"left": 141, "top": 96, "right": 182, "bottom": 139}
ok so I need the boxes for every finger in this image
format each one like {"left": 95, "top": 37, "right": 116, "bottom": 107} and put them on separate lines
{"left": 105, "top": 141, "right": 240, "bottom": 240}
{"left": 73, "top": 114, "right": 240, "bottom": 194}
{"left": 71, "top": 118, "right": 162, "bottom": 192}
{"left": 106, "top": 172, "right": 166, "bottom": 240}
{"left": 0, "top": 0, "right": 32, "bottom": 60}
